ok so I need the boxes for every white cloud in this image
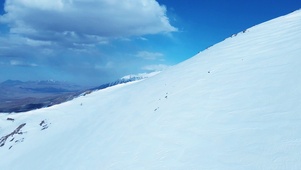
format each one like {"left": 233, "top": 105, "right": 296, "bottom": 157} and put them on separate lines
{"left": 94, "top": 61, "right": 113, "bottom": 70}
{"left": 10, "top": 60, "right": 38, "bottom": 67}
{"left": 138, "top": 37, "right": 148, "bottom": 41}
{"left": 25, "top": 38, "right": 52, "bottom": 46}
{"left": 15, "top": 0, "right": 64, "bottom": 11}
{"left": 142, "top": 64, "right": 169, "bottom": 71}
{"left": 136, "top": 51, "right": 164, "bottom": 60}
{"left": 1, "top": 0, "right": 177, "bottom": 45}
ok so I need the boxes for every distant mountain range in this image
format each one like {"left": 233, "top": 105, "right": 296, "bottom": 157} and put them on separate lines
{"left": 0, "top": 80, "right": 82, "bottom": 97}
{"left": 0, "top": 80, "right": 85, "bottom": 113}
{"left": 0, "top": 72, "right": 159, "bottom": 113}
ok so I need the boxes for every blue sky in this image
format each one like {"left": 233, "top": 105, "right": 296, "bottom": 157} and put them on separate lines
{"left": 0, "top": 0, "right": 300, "bottom": 86}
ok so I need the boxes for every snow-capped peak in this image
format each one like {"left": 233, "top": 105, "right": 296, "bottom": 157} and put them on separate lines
{"left": 120, "top": 71, "right": 161, "bottom": 80}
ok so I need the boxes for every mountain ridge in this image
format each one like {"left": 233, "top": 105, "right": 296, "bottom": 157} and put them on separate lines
{"left": 0, "top": 73, "right": 156, "bottom": 113}
{"left": 0, "top": 9, "right": 301, "bottom": 169}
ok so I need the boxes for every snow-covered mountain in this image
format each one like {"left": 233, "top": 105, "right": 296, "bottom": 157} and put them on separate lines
{"left": 90, "top": 71, "right": 160, "bottom": 91}
{"left": 1, "top": 9, "right": 301, "bottom": 169}
{"left": 120, "top": 71, "right": 161, "bottom": 80}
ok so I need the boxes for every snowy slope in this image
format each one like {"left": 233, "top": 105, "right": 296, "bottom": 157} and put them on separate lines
{"left": 1, "top": 10, "right": 301, "bottom": 170}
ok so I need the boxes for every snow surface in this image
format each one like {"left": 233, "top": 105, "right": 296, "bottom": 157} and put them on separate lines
{"left": 1, "top": 10, "right": 301, "bottom": 170}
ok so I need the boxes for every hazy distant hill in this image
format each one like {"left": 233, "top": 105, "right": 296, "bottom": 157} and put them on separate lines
{"left": 0, "top": 80, "right": 86, "bottom": 113}
{"left": 0, "top": 73, "right": 156, "bottom": 113}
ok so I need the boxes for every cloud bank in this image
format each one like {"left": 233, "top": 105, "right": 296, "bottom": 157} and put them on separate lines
{"left": 0, "top": 0, "right": 176, "bottom": 85}
{"left": 136, "top": 51, "right": 164, "bottom": 60}
{"left": 1, "top": 0, "right": 176, "bottom": 44}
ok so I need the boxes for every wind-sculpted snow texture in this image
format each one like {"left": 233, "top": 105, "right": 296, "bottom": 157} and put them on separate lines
{"left": 1, "top": 10, "right": 301, "bottom": 170}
